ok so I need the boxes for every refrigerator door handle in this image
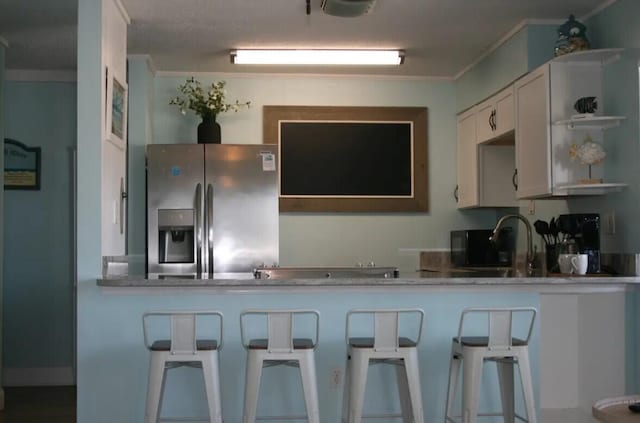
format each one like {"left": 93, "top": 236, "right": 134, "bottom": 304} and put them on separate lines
{"left": 207, "top": 183, "right": 214, "bottom": 275}
{"left": 195, "top": 183, "right": 203, "bottom": 275}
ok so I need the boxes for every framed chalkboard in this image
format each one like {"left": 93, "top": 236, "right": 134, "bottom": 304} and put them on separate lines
{"left": 264, "top": 106, "right": 428, "bottom": 212}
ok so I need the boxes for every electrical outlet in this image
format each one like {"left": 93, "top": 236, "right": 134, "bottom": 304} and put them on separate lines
{"left": 527, "top": 200, "right": 535, "bottom": 215}
{"left": 604, "top": 211, "right": 616, "bottom": 235}
{"left": 330, "top": 367, "right": 343, "bottom": 389}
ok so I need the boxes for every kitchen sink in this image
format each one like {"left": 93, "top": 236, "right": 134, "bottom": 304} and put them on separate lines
{"left": 253, "top": 266, "right": 399, "bottom": 280}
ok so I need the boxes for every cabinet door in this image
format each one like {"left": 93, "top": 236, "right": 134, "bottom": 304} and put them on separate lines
{"left": 475, "top": 99, "right": 495, "bottom": 144}
{"left": 456, "top": 108, "right": 478, "bottom": 208}
{"left": 494, "top": 86, "right": 514, "bottom": 137}
{"left": 514, "top": 64, "right": 552, "bottom": 199}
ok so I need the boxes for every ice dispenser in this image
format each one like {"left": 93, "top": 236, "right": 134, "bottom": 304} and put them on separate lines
{"left": 157, "top": 209, "right": 195, "bottom": 264}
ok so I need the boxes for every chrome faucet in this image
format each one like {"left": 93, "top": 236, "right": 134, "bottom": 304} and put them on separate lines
{"left": 490, "top": 214, "right": 536, "bottom": 276}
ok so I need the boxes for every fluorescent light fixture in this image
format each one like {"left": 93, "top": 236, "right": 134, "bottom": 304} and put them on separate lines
{"left": 230, "top": 49, "right": 404, "bottom": 66}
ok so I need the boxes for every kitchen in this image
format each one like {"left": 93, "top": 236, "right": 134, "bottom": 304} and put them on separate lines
{"left": 2, "top": 0, "right": 640, "bottom": 422}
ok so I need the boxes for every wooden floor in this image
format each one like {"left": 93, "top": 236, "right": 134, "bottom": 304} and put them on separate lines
{"left": 0, "top": 386, "right": 75, "bottom": 423}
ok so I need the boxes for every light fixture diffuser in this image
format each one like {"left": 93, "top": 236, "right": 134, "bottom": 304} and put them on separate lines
{"left": 230, "top": 49, "right": 404, "bottom": 66}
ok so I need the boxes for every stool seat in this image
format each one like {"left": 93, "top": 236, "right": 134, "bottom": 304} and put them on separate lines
{"left": 150, "top": 339, "right": 219, "bottom": 351}
{"left": 241, "top": 309, "right": 320, "bottom": 423}
{"left": 445, "top": 307, "right": 537, "bottom": 423}
{"left": 348, "top": 336, "right": 417, "bottom": 348}
{"left": 453, "top": 336, "right": 527, "bottom": 347}
{"left": 342, "top": 308, "right": 425, "bottom": 423}
{"left": 247, "top": 338, "right": 314, "bottom": 350}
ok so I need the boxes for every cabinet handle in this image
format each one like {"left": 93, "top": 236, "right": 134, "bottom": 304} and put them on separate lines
{"left": 512, "top": 169, "right": 518, "bottom": 190}
{"left": 454, "top": 185, "right": 459, "bottom": 202}
{"left": 491, "top": 109, "right": 497, "bottom": 131}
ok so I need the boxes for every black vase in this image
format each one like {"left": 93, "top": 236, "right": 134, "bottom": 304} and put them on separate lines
{"left": 197, "top": 115, "right": 221, "bottom": 144}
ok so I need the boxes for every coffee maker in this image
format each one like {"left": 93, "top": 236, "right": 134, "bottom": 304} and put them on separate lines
{"left": 558, "top": 213, "right": 601, "bottom": 273}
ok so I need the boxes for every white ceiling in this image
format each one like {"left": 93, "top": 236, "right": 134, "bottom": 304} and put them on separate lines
{"left": 0, "top": 0, "right": 610, "bottom": 78}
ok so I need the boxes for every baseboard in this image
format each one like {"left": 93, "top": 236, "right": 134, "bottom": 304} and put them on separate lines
{"left": 3, "top": 367, "right": 75, "bottom": 386}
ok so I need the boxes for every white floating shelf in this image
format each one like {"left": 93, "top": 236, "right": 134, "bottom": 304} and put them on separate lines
{"left": 553, "top": 183, "right": 628, "bottom": 196}
{"left": 553, "top": 115, "right": 626, "bottom": 130}
{"left": 551, "top": 48, "right": 624, "bottom": 65}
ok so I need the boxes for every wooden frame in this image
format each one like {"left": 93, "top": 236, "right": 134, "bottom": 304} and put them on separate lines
{"left": 264, "top": 105, "right": 428, "bottom": 212}
{"left": 105, "top": 70, "right": 127, "bottom": 150}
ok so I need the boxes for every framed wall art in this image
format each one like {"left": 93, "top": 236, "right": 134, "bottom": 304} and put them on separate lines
{"left": 4, "top": 138, "right": 41, "bottom": 190}
{"left": 105, "top": 70, "right": 128, "bottom": 149}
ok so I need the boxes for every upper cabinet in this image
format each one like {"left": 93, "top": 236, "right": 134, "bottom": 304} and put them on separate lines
{"left": 476, "top": 85, "right": 515, "bottom": 143}
{"left": 456, "top": 86, "right": 518, "bottom": 209}
{"left": 514, "top": 48, "right": 628, "bottom": 199}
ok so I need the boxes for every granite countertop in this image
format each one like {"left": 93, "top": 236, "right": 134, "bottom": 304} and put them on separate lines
{"left": 96, "top": 272, "right": 640, "bottom": 291}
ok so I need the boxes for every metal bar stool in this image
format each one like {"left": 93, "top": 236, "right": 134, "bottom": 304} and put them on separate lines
{"left": 240, "top": 309, "right": 320, "bottom": 423}
{"left": 341, "top": 308, "right": 425, "bottom": 423}
{"left": 143, "top": 311, "right": 224, "bottom": 423}
{"left": 444, "top": 307, "right": 537, "bottom": 423}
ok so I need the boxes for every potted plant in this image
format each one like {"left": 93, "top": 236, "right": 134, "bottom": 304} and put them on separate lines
{"left": 169, "top": 77, "right": 251, "bottom": 143}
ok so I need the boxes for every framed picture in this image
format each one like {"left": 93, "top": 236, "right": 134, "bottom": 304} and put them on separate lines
{"left": 4, "top": 138, "right": 41, "bottom": 190}
{"left": 105, "top": 71, "right": 127, "bottom": 149}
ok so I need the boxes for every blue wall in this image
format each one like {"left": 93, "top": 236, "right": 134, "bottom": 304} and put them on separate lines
{"left": 3, "top": 81, "right": 76, "bottom": 374}
{"left": 0, "top": 42, "right": 6, "bottom": 389}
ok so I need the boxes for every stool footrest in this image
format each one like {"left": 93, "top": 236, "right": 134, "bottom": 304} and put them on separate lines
{"left": 256, "top": 414, "right": 309, "bottom": 420}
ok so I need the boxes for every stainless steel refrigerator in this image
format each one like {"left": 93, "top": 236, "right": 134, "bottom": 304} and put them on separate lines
{"left": 146, "top": 144, "right": 278, "bottom": 275}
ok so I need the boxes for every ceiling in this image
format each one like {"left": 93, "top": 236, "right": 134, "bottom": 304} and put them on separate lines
{"left": 0, "top": 0, "right": 609, "bottom": 78}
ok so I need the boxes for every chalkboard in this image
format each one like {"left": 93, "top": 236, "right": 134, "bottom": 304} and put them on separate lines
{"left": 264, "top": 106, "right": 428, "bottom": 212}
{"left": 280, "top": 122, "right": 412, "bottom": 196}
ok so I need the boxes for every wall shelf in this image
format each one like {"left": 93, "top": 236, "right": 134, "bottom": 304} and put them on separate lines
{"left": 553, "top": 115, "right": 626, "bottom": 130}
{"left": 551, "top": 48, "right": 624, "bottom": 65}
{"left": 553, "top": 183, "right": 628, "bottom": 196}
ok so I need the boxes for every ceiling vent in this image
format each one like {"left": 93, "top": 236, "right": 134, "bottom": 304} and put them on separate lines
{"left": 321, "top": 0, "right": 376, "bottom": 17}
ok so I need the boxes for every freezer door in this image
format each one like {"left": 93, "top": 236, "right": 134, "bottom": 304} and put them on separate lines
{"left": 205, "top": 144, "right": 279, "bottom": 273}
{"left": 147, "top": 144, "right": 205, "bottom": 275}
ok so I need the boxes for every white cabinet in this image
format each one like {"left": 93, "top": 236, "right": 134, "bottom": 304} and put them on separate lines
{"left": 476, "top": 86, "right": 515, "bottom": 143}
{"left": 456, "top": 108, "right": 478, "bottom": 208}
{"left": 456, "top": 91, "right": 518, "bottom": 209}
{"left": 514, "top": 48, "right": 627, "bottom": 199}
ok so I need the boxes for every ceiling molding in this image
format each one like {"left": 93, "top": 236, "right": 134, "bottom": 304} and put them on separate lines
{"left": 454, "top": 19, "right": 529, "bottom": 81}
{"left": 581, "top": 0, "right": 619, "bottom": 20}
{"left": 0, "top": 37, "right": 8, "bottom": 48}
{"left": 5, "top": 69, "right": 77, "bottom": 82}
{"left": 113, "top": 0, "right": 131, "bottom": 25}
{"left": 155, "top": 70, "right": 454, "bottom": 82}
{"left": 128, "top": 54, "right": 157, "bottom": 75}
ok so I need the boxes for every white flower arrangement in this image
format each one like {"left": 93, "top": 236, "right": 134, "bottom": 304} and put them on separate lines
{"left": 568, "top": 134, "right": 606, "bottom": 165}
{"left": 169, "top": 77, "right": 250, "bottom": 119}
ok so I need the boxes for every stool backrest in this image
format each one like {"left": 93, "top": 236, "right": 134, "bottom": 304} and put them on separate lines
{"left": 456, "top": 307, "right": 537, "bottom": 349}
{"left": 240, "top": 309, "right": 320, "bottom": 353}
{"left": 346, "top": 308, "right": 425, "bottom": 352}
{"left": 143, "top": 311, "right": 224, "bottom": 354}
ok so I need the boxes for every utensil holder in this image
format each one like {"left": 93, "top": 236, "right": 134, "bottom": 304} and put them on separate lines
{"left": 545, "top": 244, "right": 559, "bottom": 273}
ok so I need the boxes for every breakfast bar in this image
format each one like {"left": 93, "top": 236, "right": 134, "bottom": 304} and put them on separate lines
{"left": 80, "top": 273, "right": 638, "bottom": 422}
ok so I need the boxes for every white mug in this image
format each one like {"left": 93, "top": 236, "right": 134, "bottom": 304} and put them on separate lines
{"left": 571, "top": 254, "right": 588, "bottom": 275}
{"left": 558, "top": 254, "right": 574, "bottom": 274}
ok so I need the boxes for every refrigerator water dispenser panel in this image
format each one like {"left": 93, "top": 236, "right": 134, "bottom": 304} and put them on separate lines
{"left": 157, "top": 209, "right": 194, "bottom": 264}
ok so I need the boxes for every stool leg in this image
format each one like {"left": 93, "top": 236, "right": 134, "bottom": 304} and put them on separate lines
{"left": 341, "top": 352, "right": 351, "bottom": 423}
{"left": 403, "top": 349, "right": 424, "bottom": 423}
{"left": 347, "top": 349, "right": 370, "bottom": 423}
{"left": 496, "top": 359, "right": 515, "bottom": 423}
{"left": 462, "top": 351, "right": 483, "bottom": 423}
{"left": 201, "top": 352, "right": 223, "bottom": 423}
{"left": 444, "top": 347, "right": 461, "bottom": 422}
{"left": 145, "top": 353, "right": 166, "bottom": 423}
{"left": 299, "top": 351, "right": 321, "bottom": 423}
{"left": 395, "top": 359, "right": 412, "bottom": 423}
{"left": 517, "top": 349, "right": 537, "bottom": 423}
{"left": 243, "top": 351, "right": 264, "bottom": 423}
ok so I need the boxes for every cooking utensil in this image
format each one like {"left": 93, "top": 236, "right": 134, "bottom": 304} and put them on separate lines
{"left": 549, "top": 217, "right": 559, "bottom": 244}
{"left": 534, "top": 220, "right": 551, "bottom": 245}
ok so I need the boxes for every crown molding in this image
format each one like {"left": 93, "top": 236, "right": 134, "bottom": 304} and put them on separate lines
{"left": 128, "top": 54, "right": 157, "bottom": 75}
{"left": 581, "top": 0, "right": 619, "bottom": 20}
{"left": 113, "top": 0, "right": 131, "bottom": 25}
{"left": 5, "top": 69, "right": 77, "bottom": 82}
{"left": 0, "top": 37, "right": 8, "bottom": 48}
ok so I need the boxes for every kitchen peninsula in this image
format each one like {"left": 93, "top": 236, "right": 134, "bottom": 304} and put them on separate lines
{"left": 88, "top": 269, "right": 637, "bottom": 422}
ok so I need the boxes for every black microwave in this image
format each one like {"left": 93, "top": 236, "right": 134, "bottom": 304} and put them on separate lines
{"left": 450, "top": 229, "right": 513, "bottom": 267}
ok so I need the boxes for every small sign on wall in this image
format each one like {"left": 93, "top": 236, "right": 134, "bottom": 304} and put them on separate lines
{"left": 4, "top": 138, "right": 41, "bottom": 190}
